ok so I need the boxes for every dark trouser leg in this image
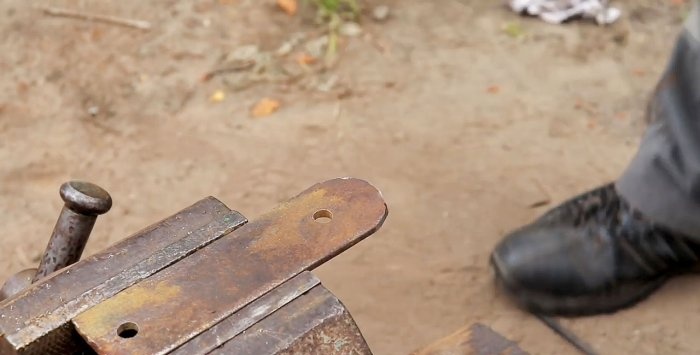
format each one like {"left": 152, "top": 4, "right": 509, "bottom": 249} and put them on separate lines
{"left": 617, "top": 4, "right": 700, "bottom": 239}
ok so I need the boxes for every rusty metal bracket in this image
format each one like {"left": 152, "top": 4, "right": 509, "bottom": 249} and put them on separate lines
{"left": 0, "top": 177, "right": 387, "bottom": 355}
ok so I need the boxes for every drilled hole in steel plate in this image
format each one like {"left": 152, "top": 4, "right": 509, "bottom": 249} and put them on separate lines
{"left": 117, "top": 322, "right": 139, "bottom": 338}
{"left": 313, "top": 209, "right": 333, "bottom": 224}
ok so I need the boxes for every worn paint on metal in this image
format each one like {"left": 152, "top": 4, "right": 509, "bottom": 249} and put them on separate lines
{"left": 72, "top": 281, "right": 181, "bottom": 344}
{"left": 72, "top": 178, "right": 387, "bottom": 355}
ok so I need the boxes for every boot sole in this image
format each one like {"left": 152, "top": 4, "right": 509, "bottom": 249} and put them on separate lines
{"left": 491, "top": 254, "right": 669, "bottom": 316}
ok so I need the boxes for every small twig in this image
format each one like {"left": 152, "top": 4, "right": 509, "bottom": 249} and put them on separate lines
{"left": 537, "top": 315, "right": 600, "bottom": 355}
{"left": 200, "top": 61, "right": 256, "bottom": 82}
{"left": 528, "top": 178, "right": 552, "bottom": 209}
{"left": 38, "top": 6, "right": 151, "bottom": 30}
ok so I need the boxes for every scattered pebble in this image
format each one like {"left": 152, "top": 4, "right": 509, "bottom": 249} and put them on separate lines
{"left": 305, "top": 35, "right": 329, "bottom": 58}
{"left": 226, "top": 45, "right": 260, "bottom": 63}
{"left": 210, "top": 90, "right": 225, "bottom": 103}
{"left": 276, "top": 42, "right": 294, "bottom": 56}
{"left": 339, "top": 22, "right": 362, "bottom": 37}
{"left": 316, "top": 74, "right": 338, "bottom": 92}
{"left": 88, "top": 106, "right": 99, "bottom": 117}
{"left": 372, "top": 5, "right": 390, "bottom": 22}
{"left": 296, "top": 53, "right": 317, "bottom": 66}
{"left": 251, "top": 98, "right": 281, "bottom": 118}
{"left": 276, "top": 32, "right": 306, "bottom": 56}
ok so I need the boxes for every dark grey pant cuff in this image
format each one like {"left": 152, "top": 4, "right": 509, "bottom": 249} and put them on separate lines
{"left": 617, "top": 142, "right": 700, "bottom": 238}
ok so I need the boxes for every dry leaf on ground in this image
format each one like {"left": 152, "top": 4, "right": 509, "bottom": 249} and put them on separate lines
{"left": 277, "top": 0, "right": 297, "bottom": 15}
{"left": 296, "top": 53, "right": 317, "bottom": 66}
{"left": 251, "top": 98, "right": 281, "bottom": 117}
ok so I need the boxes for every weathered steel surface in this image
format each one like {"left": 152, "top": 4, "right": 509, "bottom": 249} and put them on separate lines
{"left": 210, "top": 285, "right": 372, "bottom": 355}
{"left": 412, "top": 323, "right": 529, "bottom": 355}
{"left": 0, "top": 323, "right": 95, "bottom": 355}
{"left": 34, "top": 181, "right": 113, "bottom": 282}
{"left": 172, "top": 272, "right": 321, "bottom": 355}
{"left": 0, "top": 270, "right": 36, "bottom": 302}
{"left": 73, "top": 178, "right": 387, "bottom": 355}
{"left": 0, "top": 197, "right": 246, "bottom": 355}
{"left": 277, "top": 296, "right": 372, "bottom": 355}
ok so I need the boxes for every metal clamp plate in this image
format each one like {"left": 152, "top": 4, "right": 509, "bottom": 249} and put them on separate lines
{"left": 72, "top": 178, "right": 387, "bottom": 355}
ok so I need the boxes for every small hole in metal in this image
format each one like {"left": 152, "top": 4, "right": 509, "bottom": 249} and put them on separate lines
{"left": 313, "top": 209, "right": 332, "bottom": 224}
{"left": 117, "top": 322, "right": 139, "bottom": 338}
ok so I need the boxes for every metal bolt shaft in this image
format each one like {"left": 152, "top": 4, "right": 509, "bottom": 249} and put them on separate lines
{"left": 33, "top": 181, "right": 112, "bottom": 282}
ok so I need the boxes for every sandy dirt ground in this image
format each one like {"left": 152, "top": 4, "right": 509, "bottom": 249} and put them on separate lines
{"left": 0, "top": 0, "right": 698, "bottom": 354}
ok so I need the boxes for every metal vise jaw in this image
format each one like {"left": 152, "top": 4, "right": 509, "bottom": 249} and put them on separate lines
{"left": 0, "top": 178, "right": 387, "bottom": 355}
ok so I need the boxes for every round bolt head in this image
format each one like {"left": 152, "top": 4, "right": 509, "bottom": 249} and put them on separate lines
{"left": 60, "top": 181, "right": 112, "bottom": 215}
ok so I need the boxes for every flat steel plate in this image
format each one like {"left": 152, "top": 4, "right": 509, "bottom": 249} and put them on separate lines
{"left": 72, "top": 178, "right": 387, "bottom": 355}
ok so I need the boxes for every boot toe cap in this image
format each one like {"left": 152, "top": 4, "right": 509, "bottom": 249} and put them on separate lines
{"left": 491, "top": 224, "right": 615, "bottom": 297}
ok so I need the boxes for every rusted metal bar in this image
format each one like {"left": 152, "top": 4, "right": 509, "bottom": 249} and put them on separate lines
{"left": 0, "top": 197, "right": 246, "bottom": 355}
{"left": 411, "top": 323, "right": 529, "bottom": 355}
{"left": 71, "top": 178, "right": 387, "bottom": 355}
{"left": 210, "top": 282, "right": 372, "bottom": 355}
{"left": 34, "top": 181, "right": 113, "bottom": 282}
{"left": 171, "top": 272, "right": 322, "bottom": 355}
{"left": 275, "top": 294, "right": 372, "bottom": 355}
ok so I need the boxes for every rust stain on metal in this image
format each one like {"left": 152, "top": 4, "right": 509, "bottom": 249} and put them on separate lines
{"left": 72, "top": 178, "right": 387, "bottom": 355}
{"left": 247, "top": 188, "right": 333, "bottom": 255}
{"left": 278, "top": 305, "right": 373, "bottom": 355}
{"left": 73, "top": 281, "right": 181, "bottom": 344}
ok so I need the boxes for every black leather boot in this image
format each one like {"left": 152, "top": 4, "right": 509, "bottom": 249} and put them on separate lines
{"left": 491, "top": 183, "right": 700, "bottom": 316}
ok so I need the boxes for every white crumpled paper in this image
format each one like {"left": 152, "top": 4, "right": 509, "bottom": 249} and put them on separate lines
{"left": 509, "top": 0, "right": 621, "bottom": 25}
